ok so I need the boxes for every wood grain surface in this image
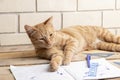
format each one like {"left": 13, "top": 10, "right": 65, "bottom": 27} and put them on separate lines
{"left": 0, "top": 45, "right": 120, "bottom": 80}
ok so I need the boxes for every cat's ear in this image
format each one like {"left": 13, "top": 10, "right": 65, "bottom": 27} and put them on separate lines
{"left": 24, "top": 25, "right": 37, "bottom": 36}
{"left": 43, "top": 16, "right": 53, "bottom": 25}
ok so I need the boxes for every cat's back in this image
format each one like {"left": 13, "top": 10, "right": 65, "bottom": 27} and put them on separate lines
{"left": 59, "top": 25, "right": 103, "bottom": 45}
{"left": 60, "top": 25, "right": 98, "bottom": 38}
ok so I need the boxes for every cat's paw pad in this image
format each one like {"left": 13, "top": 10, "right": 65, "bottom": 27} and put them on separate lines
{"left": 49, "top": 67, "right": 58, "bottom": 72}
{"left": 63, "top": 60, "right": 71, "bottom": 65}
{"left": 49, "top": 61, "right": 59, "bottom": 72}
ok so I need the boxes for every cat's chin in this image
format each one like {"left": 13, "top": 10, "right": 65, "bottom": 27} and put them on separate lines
{"left": 35, "top": 45, "right": 53, "bottom": 49}
{"left": 45, "top": 45, "right": 53, "bottom": 49}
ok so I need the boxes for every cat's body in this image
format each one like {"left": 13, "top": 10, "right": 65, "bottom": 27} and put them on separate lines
{"left": 25, "top": 17, "right": 120, "bottom": 71}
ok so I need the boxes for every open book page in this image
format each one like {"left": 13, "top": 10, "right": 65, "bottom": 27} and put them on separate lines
{"left": 10, "top": 58, "right": 120, "bottom": 80}
{"left": 10, "top": 64, "right": 74, "bottom": 80}
{"left": 63, "top": 58, "right": 120, "bottom": 80}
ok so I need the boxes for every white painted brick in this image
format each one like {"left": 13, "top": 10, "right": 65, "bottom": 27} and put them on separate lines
{"left": 78, "top": 0, "right": 115, "bottom": 10}
{"left": 117, "top": 29, "right": 120, "bottom": 35}
{"left": 0, "top": 14, "right": 17, "bottom": 33}
{"left": 108, "top": 29, "right": 116, "bottom": 35}
{"left": 103, "top": 11, "right": 120, "bottom": 28}
{"left": 116, "top": 0, "right": 120, "bottom": 9}
{"left": 20, "top": 13, "right": 61, "bottom": 32}
{"left": 37, "top": 0, "right": 76, "bottom": 11}
{"left": 63, "top": 12, "right": 101, "bottom": 27}
{"left": 0, "top": 0, "right": 35, "bottom": 12}
{"left": 0, "top": 33, "right": 31, "bottom": 46}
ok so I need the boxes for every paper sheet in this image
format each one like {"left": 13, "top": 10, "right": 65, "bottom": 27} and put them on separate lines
{"left": 63, "top": 58, "right": 120, "bottom": 80}
{"left": 10, "top": 58, "right": 120, "bottom": 80}
{"left": 10, "top": 64, "right": 74, "bottom": 80}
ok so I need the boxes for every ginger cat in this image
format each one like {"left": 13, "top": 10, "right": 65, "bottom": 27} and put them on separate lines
{"left": 25, "top": 17, "right": 120, "bottom": 71}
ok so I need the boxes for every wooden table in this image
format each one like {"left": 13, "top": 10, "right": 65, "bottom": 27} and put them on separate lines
{"left": 0, "top": 45, "right": 120, "bottom": 80}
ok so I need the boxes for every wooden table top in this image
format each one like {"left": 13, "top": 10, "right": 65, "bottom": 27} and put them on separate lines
{"left": 0, "top": 45, "right": 120, "bottom": 80}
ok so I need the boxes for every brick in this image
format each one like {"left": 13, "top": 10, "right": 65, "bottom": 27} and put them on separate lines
{"left": 0, "top": 14, "right": 17, "bottom": 33}
{"left": 0, "top": 0, "right": 35, "bottom": 12}
{"left": 20, "top": 13, "right": 61, "bottom": 32}
{"left": 108, "top": 29, "right": 116, "bottom": 35}
{"left": 103, "top": 11, "right": 120, "bottom": 28}
{"left": 116, "top": 0, "right": 120, "bottom": 9}
{"left": 0, "top": 33, "right": 31, "bottom": 46}
{"left": 78, "top": 0, "right": 115, "bottom": 10}
{"left": 117, "top": 29, "right": 120, "bottom": 35}
{"left": 63, "top": 12, "right": 101, "bottom": 27}
{"left": 37, "top": 0, "right": 76, "bottom": 11}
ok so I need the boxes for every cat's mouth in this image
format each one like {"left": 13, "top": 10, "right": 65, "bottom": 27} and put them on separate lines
{"left": 46, "top": 44, "right": 53, "bottom": 49}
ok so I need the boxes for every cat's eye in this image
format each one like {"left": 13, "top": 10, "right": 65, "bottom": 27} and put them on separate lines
{"left": 50, "top": 33, "right": 53, "bottom": 36}
{"left": 39, "top": 38, "right": 44, "bottom": 40}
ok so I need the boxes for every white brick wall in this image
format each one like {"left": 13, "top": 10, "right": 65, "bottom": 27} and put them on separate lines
{"left": 0, "top": 0, "right": 35, "bottom": 12}
{"left": 117, "top": 29, "right": 120, "bottom": 35}
{"left": 108, "top": 29, "right": 116, "bottom": 35}
{"left": 116, "top": 0, "right": 120, "bottom": 9}
{"left": 0, "top": 34, "right": 31, "bottom": 46}
{"left": 20, "top": 13, "right": 61, "bottom": 32}
{"left": 0, "top": 0, "right": 120, "bottom": 46}
{"left": 37, "top": 0, "right": 76, "bottom": 11}
{"left": 78, "top": 0, "right": 115, "bottom": 10}
{"left": 0, "top": 14, "right": 17, "bottom": 33}
{"left": 103, "top": 11, "right": 120, "bottom": 28}
{"left": 63, "top": 12, "right": 101, "bottom": 27}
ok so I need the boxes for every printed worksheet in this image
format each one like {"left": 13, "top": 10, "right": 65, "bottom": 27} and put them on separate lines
{"left": 10, "top": 64, "right": 74, "bottom": 80}
{"left": 10, "top": 58, "right": 120, "bottom": 80}
{"left": 63, "top": 58, "right": 120, "bottom": 80}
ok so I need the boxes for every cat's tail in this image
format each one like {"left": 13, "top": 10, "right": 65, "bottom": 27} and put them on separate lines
{"left": 96, "top": 41, "right": 120, "bottom": 52}
{"left": 96, "top": 27, "right": 120, "bottom": 44}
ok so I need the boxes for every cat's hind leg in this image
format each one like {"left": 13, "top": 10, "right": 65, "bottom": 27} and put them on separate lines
{"left": 96, "top": 41, "right": 120, "bottom": 52}
{"left": 98, "top": 28, "right": 120, "bottom": 44}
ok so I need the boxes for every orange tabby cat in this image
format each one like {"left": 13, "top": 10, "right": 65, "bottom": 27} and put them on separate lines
{"left": 25, "top": 17, "right": 120, "bottom": 71}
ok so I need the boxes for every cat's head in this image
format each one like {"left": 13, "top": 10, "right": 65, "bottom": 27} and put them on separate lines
{"left": 24, "top": 16, "right": 56, "bottom": 49}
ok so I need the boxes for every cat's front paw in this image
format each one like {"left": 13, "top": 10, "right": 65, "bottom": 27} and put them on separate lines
{"left": 49, "top": 61, "right": 59, "bottom": 72}
{"left": 63, "top": 59, "right": 71, "bottom": 65}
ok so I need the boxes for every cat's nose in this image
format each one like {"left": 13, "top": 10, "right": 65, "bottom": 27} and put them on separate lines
{"left": 46, "top": 39, "right": 51, "bottom": 45}
{"left": 47, "top": 41, "right": 51, "bottom": 45}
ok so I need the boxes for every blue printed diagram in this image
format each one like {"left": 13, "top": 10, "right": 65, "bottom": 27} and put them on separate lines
{"left": 84, "top": 63, "right": 98, "bottom": 77}
{"left": 83, "top": 62, "right": 112, "bottom": 78}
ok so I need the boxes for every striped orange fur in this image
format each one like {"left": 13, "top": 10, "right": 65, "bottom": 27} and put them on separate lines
{"left": 25, "top": 17, "right": 120, "bottom": 71}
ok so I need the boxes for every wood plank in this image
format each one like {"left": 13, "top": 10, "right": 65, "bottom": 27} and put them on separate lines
{"left": 0, "top": 74, "right": 14, "bottom": 80}
{"left": 0, "top": 50, "right": 120, "bottom": 66}
{"left": 0, "top": 50, "right": 36, "bottom": 59}
{"left": 0, "top": 56, "right": 120, "bottom": 68}
{"left": 0, "top": 57, "right": 49, "bottom": 67}
{"left": 0, "top": 50, "right": 120, "bottom": 60}
{"left": 0, "top": 67, "right": 14, "bottom": 80}
{"left": 0, "top": 45, "right": 36, "bottom": 59}
{"left": 0, "top": 45, "right": 34, "bottom": 52}
{"left": 0, "top": 50, "right": 107, "bottom": 66}
{"left": 0, "top": 67, "right": 11, "bottom": 75}
{"left": 0, "top": 44, "right": 120, "bottom": 60}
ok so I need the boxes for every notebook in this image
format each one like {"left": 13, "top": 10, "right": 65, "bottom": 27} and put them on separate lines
{"left": 10, "top": 58, "right": 120, "bottom": 80}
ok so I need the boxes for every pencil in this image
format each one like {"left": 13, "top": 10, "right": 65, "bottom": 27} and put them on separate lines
{"left": 86, "top": 54, "right": 91, "bottom": 68}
